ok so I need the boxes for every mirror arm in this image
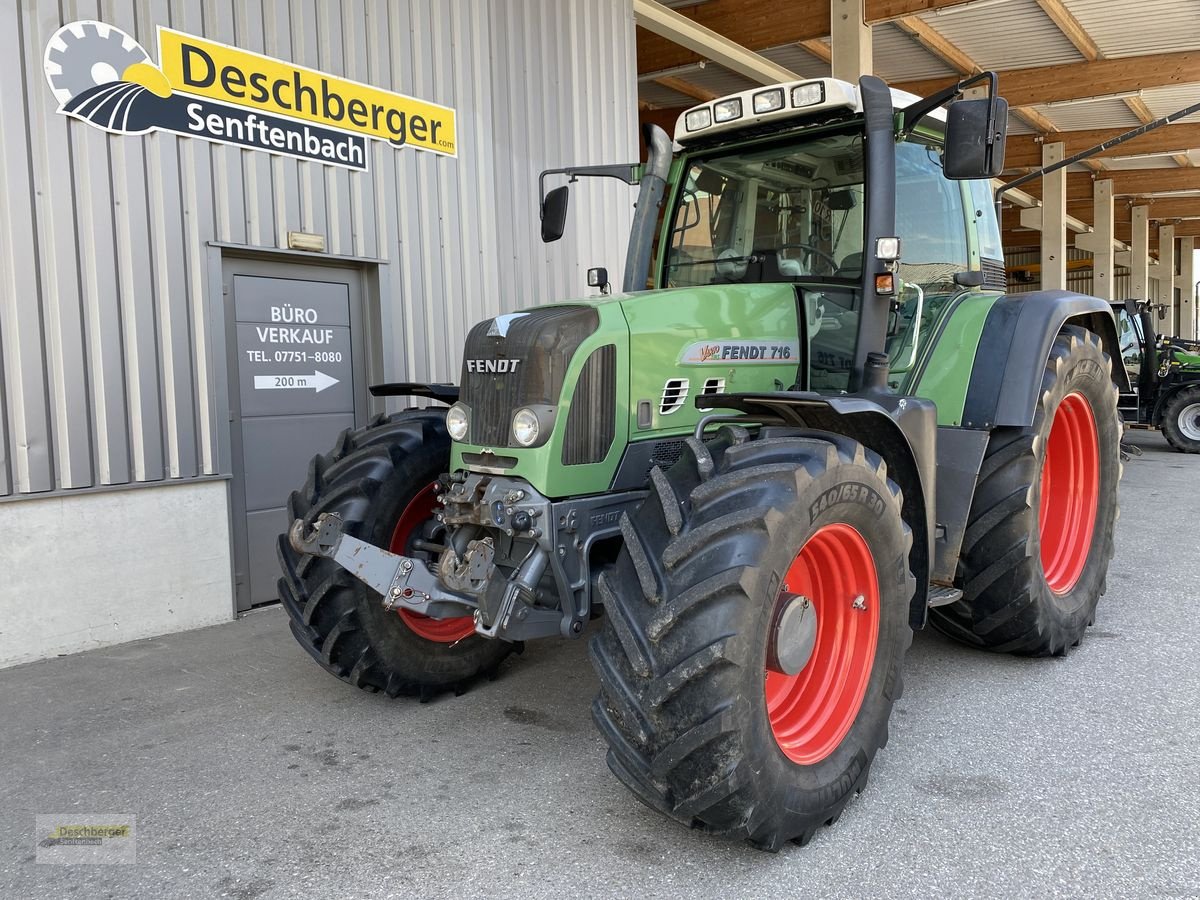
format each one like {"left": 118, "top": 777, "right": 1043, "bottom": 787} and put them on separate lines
{"left": 900, "top": 71, "right": 998, "bottom": 137}
{"left": 537, "top": 164, "right": 640, "bottom": 219}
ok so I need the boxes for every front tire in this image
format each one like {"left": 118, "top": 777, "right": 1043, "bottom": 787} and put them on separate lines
{"left": 277, "top": 410, "right": 512, "bottom": 698}
{"left": 930, "top": 325, "right": 1122, "bottom": 655}
{"left": 1160, "top": 385, "right": 1200, "bottom": 453}
{"left": 590, "top": 427, "right": 914, "bottom": 850}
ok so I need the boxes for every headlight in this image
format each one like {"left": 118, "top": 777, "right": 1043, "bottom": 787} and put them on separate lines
{"left": 446, "top": 404, "right": 469, "bottom": 441}
{"left": 713, "top": 98, "right": 742, "bottom": 123}
{"left": 753, "top": 88, "right": 784, "bottom": 113}
{"left": 791, "top": 82, "right": 825, "bottom": 108}
{"left": 512, "top": 408, "right": 540, "bottom": 447}
{"left": 684, "top": 107, "right": 712, "bottom": 132}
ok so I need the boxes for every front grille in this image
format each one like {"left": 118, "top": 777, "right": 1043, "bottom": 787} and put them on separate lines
{"left": 459, "top": 306, "right": 598, "bottom": 447}
{"left": 563, "top": 344, "right": 617, "bottom": 466}
{"left": 981, "top": 257, "right": 1007, "bottom": 291}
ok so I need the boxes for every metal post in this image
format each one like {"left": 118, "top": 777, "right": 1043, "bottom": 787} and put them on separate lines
{"left": 1131, "top": 206, "right": 1150, "bottom": 301}
{"left": 831, "top": 0, "right": 872, "bottom": 81}
{"left": 1076, "top": 179, "right": 1114, "bottom": 300}
{"left": 1159, "top": 225, "right": 1177, "bottom": 335}
{"left": 1041, "top": 142, "right": 1067, "bottom": 291}
{"left": 1177, "top": 237, "right": 1195, "bottom": 340}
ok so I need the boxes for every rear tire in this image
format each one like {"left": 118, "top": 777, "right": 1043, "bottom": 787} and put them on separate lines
{"left": 277, "top": 410, "right": 512, "bottom": 697}
{"left": 590, "top": 427, "right": 914, "bottom": 850}
{"left": 1160, "top": 385, "right": 1200, "bottom": 453}
{"left": 930, "top": 325, "right": 1122, "bottom": 655}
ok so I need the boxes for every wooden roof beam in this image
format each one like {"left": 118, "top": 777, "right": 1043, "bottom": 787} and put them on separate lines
{"left": 636, "top": 0, "right": 978, "bottom": 75}
{"left": 1033, "top": 0, "right": 1099, "bottom": 61}
{"left": 634, "top": 0, "right": 799, "bottom": 85}
{"left": 1004, "top": 123, "right": 1200, "bottom": 168}
{"left": 894, "top": 50, "right": 1200, "bottom": 109}
{"left": 1008, "top": 168, "right": 1200, "bottom": 201}
{"left": 652, "top": 75, "right": 719, "bottom": 103}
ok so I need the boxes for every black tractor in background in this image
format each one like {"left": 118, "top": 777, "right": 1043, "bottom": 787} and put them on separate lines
{"left": 1114, "top": 299, "right": 1200, "bottom": 452}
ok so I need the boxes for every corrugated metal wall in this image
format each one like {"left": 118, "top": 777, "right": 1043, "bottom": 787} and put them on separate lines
{"left": 0, "top": 0, "right": 637, "bottom": 497}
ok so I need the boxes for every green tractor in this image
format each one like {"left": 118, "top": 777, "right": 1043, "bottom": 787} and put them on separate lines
{"left": 280, "top": 73, "right": 1126, "bottom": 850}
{"left": 1115, "top": 299, "right": 1200, "bottom": 452}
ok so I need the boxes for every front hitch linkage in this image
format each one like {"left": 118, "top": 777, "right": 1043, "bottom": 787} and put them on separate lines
{"left": 288, "top": 514, "right": 477, "bottom": 619}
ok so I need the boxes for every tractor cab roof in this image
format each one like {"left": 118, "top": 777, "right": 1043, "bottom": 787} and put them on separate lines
{"left": 673, "top": 77, "right": 944, "bottom": 146}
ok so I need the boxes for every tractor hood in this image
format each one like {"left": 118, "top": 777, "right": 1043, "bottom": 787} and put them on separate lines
{"left": 449, "top": 282, "right": 804, "bottom": 498}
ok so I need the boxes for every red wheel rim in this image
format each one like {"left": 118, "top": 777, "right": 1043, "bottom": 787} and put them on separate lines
{"left": 1038, "top": 391, "right": 1100, "bottom": 595}
{"left": 765, "top": 523, "right": 880, "bottom": 766}
{"left": 389, "top": 483, "right": 476, "bottom": 643}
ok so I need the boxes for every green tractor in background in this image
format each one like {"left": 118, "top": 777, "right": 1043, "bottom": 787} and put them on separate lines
{"left": 280, "top": 72, "right": 1126, "bottom": 850}
{"left": 1115, "top": 299, "right": 1200, "bottom": 452}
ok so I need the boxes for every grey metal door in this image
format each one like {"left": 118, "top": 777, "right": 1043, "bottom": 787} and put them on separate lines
{"left": 223, "top": 258, "right": 368, "bottom": 611}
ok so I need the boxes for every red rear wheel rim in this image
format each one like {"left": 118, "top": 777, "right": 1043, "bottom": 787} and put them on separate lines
{"left": 1038, "top": 391, "right": 1100, "bottom": 595}
{"left": 765, "top": 523, "right": 880, "bottom": 766}
{"left": 390, "top": 483, "right": 476, "bottom": 643}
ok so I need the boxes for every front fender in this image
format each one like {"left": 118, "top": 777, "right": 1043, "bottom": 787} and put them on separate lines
{"left": 699, "top": 390, "right": 935, "bottom": 630}
{"left": 962, "top": 291, "right": 1129, "bottom": 429}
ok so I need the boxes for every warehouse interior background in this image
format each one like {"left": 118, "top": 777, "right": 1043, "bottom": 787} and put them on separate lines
{"left": 1, "top": 0, "right": 1197, "bottom": 667}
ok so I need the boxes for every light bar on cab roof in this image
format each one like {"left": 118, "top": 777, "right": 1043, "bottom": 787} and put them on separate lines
{"left": 674, "top": 78, "right": 860, "bottom": 144}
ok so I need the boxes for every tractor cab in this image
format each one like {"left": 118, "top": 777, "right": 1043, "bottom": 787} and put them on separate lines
{"left": 1114, "top": 299, "right": 1157, "bottom": 419}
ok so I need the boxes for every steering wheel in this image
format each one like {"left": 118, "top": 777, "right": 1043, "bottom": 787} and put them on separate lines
{"left": 774, "top": 242, "right": 839, "bottom": 275}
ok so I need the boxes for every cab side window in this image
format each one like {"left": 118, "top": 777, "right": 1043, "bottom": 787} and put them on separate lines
{"left": 894, "top": 141, "right": 970, "bottom": 292}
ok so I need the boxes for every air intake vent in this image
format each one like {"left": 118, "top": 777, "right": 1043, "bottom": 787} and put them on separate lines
{"left": 701, "top": 377, "right": 726, "bottom": 395}
{"left": 660, "top": 378, "right": 690, "bottom": 415}
{"left": 981, "top": 258, "right": 1007, "bottom": 291}
{"left": 563, "top": 345, "right": 617, "bottom": 466}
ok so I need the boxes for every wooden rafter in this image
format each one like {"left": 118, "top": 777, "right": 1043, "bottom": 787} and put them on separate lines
{"left": 892, "top": 16, "right": 1103, "bottom": 170}
{"left": 652, "top": 75, "right": 719, "bottom": 103}
{"left": 1004, "top": 123, "right": 1200, "bottom": 168}
{"left": 637, "top": 0, "right": 978, "bottom": 74}
{"left": 1033, "top": 0, "right": 1099, "bottom": 61}
{"left": 1123, "top": 95, "right": 1193, "bottom": 168}
{"left": 798, "top": 38, "right": 832, "bottom": 65}
{"left": 1009, "top": 168, "right": 1200, "bottom": 201}
{"left": 894, "top": 50, "right": 1200, "bottom": 108}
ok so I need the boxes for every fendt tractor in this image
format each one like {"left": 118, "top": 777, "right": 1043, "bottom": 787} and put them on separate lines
{"left": 280, "top": 73, "right": 1129, "bottom": 850}
{"left": 1114, "top": 299, "right": 1200, "bottom": 452}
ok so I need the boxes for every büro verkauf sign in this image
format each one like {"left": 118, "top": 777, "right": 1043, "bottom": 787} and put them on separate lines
{"left": 43, "top": 20, "right": 457, "bottom": 171}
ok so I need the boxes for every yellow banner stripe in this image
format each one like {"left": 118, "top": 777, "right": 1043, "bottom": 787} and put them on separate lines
{"left": 157, "top": 27, "right": 456, "bottom": 156}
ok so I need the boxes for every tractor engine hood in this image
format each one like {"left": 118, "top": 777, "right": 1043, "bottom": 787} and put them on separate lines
{"left": 449, "top": 282, "right": 808, "bottom": 498}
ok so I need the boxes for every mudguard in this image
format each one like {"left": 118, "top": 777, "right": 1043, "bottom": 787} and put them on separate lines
{"left": 700, "top": 390, "right": 935, "bottom": 630}
{"left": 369, "top": 382, "right": 459, "bottom": 403}
{"left": 961, "top": 291, "right": 1129, "bottom": 429}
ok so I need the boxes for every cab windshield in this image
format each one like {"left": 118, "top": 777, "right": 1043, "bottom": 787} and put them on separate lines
{"left": 663, "top": 131, "right": 865, "bottom": 288}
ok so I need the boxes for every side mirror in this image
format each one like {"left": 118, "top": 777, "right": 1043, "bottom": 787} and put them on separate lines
{"left": 1124, "top": 298, "right": 1139, "bottom": 316}
{"left": 943, "top": 97, "right": 1008, "bottom": 179}
{"left": 541, "top": 185, "right": 570, "bottom": 243}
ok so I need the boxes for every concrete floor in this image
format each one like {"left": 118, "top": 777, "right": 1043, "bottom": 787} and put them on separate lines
{"left": 1, "top": 430, "right": 1197, "bottom": 899}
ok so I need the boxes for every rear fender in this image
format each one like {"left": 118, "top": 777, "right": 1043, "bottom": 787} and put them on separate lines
{"left": 700, "top": 391, "right": 935, "bottom": 630}
{"left": 961, "top": 291, "right": 1129, "bottom": 429}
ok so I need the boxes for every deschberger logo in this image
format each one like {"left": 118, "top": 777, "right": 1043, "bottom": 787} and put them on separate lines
{"left": 43, "top": 21, "right": 457, "bottom": 171}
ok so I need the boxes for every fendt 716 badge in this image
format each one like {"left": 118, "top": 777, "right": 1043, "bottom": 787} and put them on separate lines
{"left": 43, "top": 20, "right": 457, "bottom": 170}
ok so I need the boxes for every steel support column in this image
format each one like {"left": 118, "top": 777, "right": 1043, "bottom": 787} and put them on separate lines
{"left": 1076, "top": 179, "right": 1115, "bottom": 300}
{"left": 831, "top": 0, "right": 872, "bottom": 81}
{"left": 1177, "top": 237, "right": 1196, "bottom": 340}
{"left": 1130, "top": 206, "right": 1150, "bottom": 302}
{"left": 1040, "top": 142, "right": 1067, "bottom": 291}
{"left": 1159, "top": 225, "right": 1177, "bottom": 335}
